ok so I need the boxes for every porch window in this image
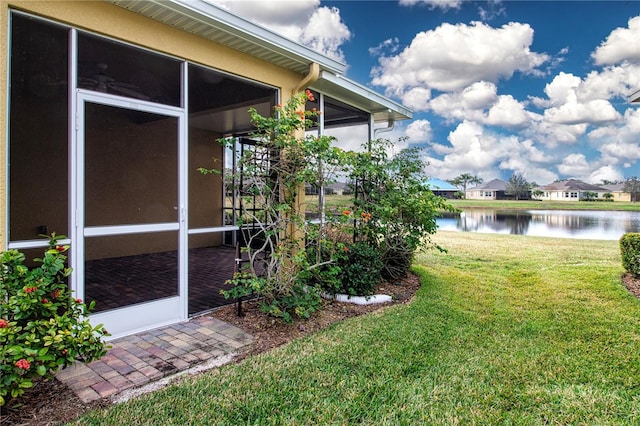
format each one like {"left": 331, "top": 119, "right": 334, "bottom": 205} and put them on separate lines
{"left": 9, "top": 14, "right": 69, "bottom": 243}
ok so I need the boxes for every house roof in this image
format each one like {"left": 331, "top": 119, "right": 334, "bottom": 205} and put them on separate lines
{"left": 538, "top": 179, "right": 607, "bottom": 192}
{"left": 469, "top": 179, "right": 507, "bottom": 191}
{"left": 426, "top": 178, "right": 457, "bottom": 191}
{"left": 600, "top": 183, "right": 625, "bottom": 192}
{"left": 109, "top": 0, "right": 411, "bottom": 122}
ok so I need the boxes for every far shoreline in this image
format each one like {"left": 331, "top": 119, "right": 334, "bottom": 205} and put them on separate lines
{"left": 446, "top": 199, "right": 640, "bottom": 212}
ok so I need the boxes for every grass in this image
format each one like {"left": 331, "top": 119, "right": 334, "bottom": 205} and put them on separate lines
{"left": 75, "top": 232, "right": 640, "bottom": 425}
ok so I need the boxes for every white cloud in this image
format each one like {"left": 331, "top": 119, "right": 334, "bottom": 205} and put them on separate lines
{"left": 423, "top": 120, "right": 557, "bottom": 183}
{"left": 527, "top": 120, "right": 588, "bottom": 147}
{"left": 209, "top": 0, "right": 350, "bottom": 62}
{"left": 399, "top": 0, "right": 462, "bottom": 10}
{"left": 405, "top": 119, "right": 433, "bottom": 143}
{"left": 428, "top": 82, "right": 531, "bottom": 129}
{"left": 371, "top": 21, "right": 549, "bottom": 96}
{"left": 544, "top": 99, "right": 620, "bottom": 126}
{"left": 299, "top": 7, "right": 351, "bottom": 62}
{"left": 588, "top": 165, "right": 624, "bottom": 184}
{"left": 542, "top": 72, "right": 581, "bottom": 106}
{"left": 462, "top": 81, "right": 498, "bottom": 109}
{"left": 592, "top": 15, "right": 640, "bottom": 65}
{"left": 558, "top": 153, "right": 591, "bottom": 177}
{"left": 429, "top": 82, "right": 498, "bottom": 123}
{"left": 210, "top": 0, "right": 319, "bottom": 26}
{"left": 477, "top": 0, "right": 506, "bottom": 22}
{"left": 485, "top": 95, "right": 530, "bottom": 128}
{"left": 400, "top": 87, "right": 432, "bottom": 112}
{"left": 369, "top": 38, "right": 400, "bottom": 56}
{"left": 600, "top": 140, "right": 640, "bottom": 162}
{"left": 580, "top": 63, "right": 640, "bottom": 102}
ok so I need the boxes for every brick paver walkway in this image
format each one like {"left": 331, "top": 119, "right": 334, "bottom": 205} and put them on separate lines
{"left": 56, "top": 315, "right": 253, "bottom": 402}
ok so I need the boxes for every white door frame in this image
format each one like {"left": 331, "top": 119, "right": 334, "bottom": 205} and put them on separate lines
{"left": 73, "top": 89, "right": 188, "bottom": 339}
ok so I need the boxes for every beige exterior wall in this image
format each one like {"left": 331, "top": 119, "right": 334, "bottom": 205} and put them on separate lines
{"left": 609, "top": 191, "right": 632, "bottom": 202}
{"left": 536, "top": 190, "right": 631, "bottom": 202}
{"left": 0, "top": 0, "right": 308, "bottom": 249}
{"left": 465, "top": 190, "right": 496, "bottom": 200}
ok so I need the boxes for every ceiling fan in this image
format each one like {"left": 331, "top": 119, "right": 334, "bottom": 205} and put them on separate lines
{"left": 79, "top": 63, "right": 150, "bottom": 101}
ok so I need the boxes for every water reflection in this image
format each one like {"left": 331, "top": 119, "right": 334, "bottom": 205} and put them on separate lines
{"left": 437, "top": 209, "right": 640, "bottom": 240}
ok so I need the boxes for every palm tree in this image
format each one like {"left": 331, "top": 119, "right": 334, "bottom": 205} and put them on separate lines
{"left": 447, "top": 173, "right": 483, "bottom": 193}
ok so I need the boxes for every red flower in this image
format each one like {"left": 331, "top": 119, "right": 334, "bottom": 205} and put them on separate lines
{"left": 342, "top": 246, "right": 349, "bottom": 252}
{"left": 342, "top": 209, "right": 351, "bottom": 216}
{"left": 52, "top": 289, "right": 60, "bottom": 299}
{"left": 0, "top": 319, "right": 7, "bottom": 328}
{"left": 55, "top": 245, "right": 66, "bottom": 252}
{"left": 75, "top": 298, "right": 82, "bottom": 304}
{"left": 361, "top": 212, "right": 372, "bottom": 222}
{"left": 305, "top": 89, "right": 315, "bottom": 102}
{"left": 42, "top": 298, "right": 49, "bottom": 304}
{"left": 296, "top": 110, "right": 304, "bottom": 117}
{"left": 24, "top": 286, "right": 37, "bottom": 294}
{"left": 15, "top": 359, "right": 30, "bottom": 370}
{"left": 61, "top": 349, "right": 68, "bottom": 355}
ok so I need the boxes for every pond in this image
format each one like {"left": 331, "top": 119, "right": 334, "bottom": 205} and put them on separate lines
{"left": 437, "top": 209, "right": 640, "bottom": 240}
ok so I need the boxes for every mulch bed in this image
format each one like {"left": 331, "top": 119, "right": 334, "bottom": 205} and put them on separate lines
{"left": 622, "top": 272, "right": 640, "bottom": 298}
{"left": 1, "top": 274, "right": 420, "bottom": 425}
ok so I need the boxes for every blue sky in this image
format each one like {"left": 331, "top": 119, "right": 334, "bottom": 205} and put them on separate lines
{"left": 211, "top": 0, "right": 640, "bottom": 185}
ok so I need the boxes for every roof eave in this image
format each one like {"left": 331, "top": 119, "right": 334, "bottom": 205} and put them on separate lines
{"left": 310, "top": 71, "right": 412, "bottom": 122}
{"left": 109, "top": 0, "right": 346, "bottom": 75}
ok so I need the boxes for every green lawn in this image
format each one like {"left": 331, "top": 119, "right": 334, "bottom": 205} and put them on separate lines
{"left": 76, "top": 232, "right": 640, "bottom": 425}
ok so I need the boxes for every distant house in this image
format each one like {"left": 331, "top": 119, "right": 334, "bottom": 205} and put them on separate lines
{"left": 600, "top": 183, "right": 632, "bottom": 202}
{"left": 465, "top": 179, "right": 508, "bottom": 200}
{"left": 534, "top": 179, "right": 610, "bottom": 201}
{"left": 426, "top": 178, "right": 458, "bottom": 199}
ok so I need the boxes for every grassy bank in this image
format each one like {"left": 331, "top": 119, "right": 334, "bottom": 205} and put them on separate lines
{"left": 448, "top": 199, "right": 640, "bottom": 211}
{"left": 76, "top": 232, "right": 640, "bottom": 425}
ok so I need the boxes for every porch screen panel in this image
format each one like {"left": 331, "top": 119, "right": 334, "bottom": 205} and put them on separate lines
{"left": 84, "top": 232, "right": 179, "bottom": 313}
{"left": 9, "top": 14, "right": 69, "bottom": 241}
{"left": 84, "top": 104, "right": 178, "bottom": 227}
{"left": 77, "top": 33, "right": 182, "bottom": 107}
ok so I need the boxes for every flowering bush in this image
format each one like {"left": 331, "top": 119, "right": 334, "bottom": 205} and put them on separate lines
{"left": 347, "top": 138, "right": 455, "bottom": 280}
{"left": 210, "top": 91, "right": 342, "bottom": 323}
{"left": 0, "top": 235, "right": 109, "bottom": 406}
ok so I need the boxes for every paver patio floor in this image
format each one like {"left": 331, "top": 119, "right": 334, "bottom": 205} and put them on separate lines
{"left": 56, "top": 315, "right": 253, "bottom": 403}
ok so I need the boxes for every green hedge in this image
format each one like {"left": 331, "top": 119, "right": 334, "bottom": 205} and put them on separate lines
{"left": 620, "top": 233, "right": 640, "bottom": 276}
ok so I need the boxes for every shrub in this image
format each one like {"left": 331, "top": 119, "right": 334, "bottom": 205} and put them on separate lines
{"left": 347, "top": 139, "right": 454, "bottom": 279}
{"left": 334, "top": 242, "right": 383, "bottom": 297}
{"left": 380, "top": 235, "right": 415, "bottom": 281}
{"left": 0, "top": 235, "right": 109, "bottom": 406}
{"left": 620, "top": 233, "right": 640, "bottom": 276}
